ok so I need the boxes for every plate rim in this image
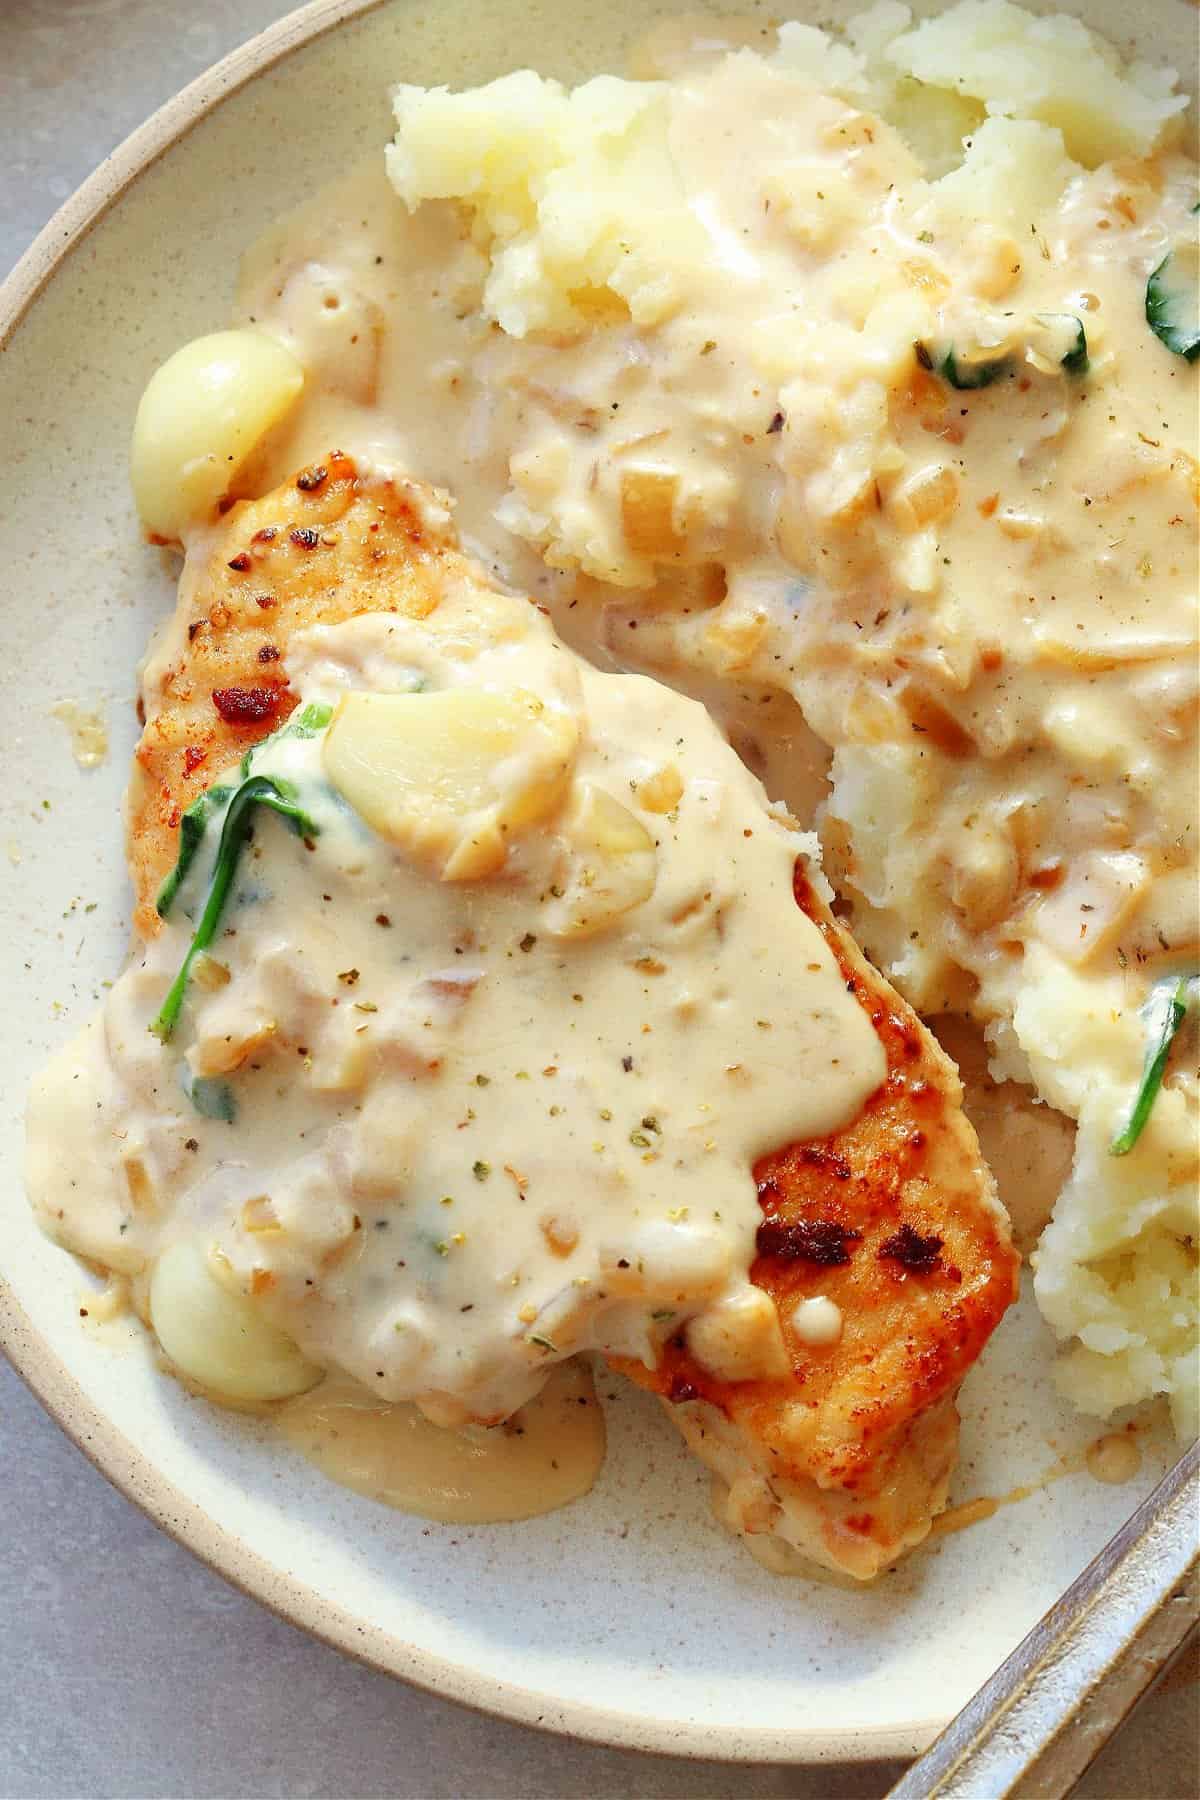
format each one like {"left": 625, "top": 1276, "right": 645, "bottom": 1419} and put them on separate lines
{"left": 0, "top": 0, "right": 943, "bottom": 1764}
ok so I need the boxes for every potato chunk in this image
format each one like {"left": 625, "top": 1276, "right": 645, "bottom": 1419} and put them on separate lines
{"left": 130, "top": 329, "right": 304, "bottom": 543}
{"left": 322, "top": 688, "right": 579, "bottom": 880}
{"left": 149, "top": 1239, "right": 320, "bottom": 1402}
{"left": 544, "top": 784, "right": 658, "bottom": 937}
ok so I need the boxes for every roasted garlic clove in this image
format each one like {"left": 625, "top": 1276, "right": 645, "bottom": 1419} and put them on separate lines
{"left": 149, "top": 1238, "right": 320, "bottom": 1402}
{"left": 131, "top": 329, "right": 304, "bottom": 542}
{"left": 322, "top": 687, "right": 579, "bottom": 880}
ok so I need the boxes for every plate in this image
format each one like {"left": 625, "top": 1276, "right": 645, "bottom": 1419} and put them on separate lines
{"left": 0, "top": 0, "right": 1190, "bottom": 1762}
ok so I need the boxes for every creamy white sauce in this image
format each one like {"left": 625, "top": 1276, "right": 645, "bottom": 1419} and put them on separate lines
{"left": 28, "top": 562, "right": 884, "bottom": 1436}
{"left": 233, "top": 154, "right": 834, "bottom": 828}
{"left": 790, "top": 1295, "right": 842, "bottom": 1346}
{"left": 238, "top": 66, "right": 1199, "bottom": 1030}
{"left": 278, "top": 1355, "right": 605, "bottom": 1523}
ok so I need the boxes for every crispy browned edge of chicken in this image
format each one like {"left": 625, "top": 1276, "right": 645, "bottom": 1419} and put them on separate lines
{"left": 612, "top": 869, "right": 1020, "bottom": 1575}
{"left": 128, "top": 452, "right": 1020, "bottom": 1575}
{"left": 127, "top": 450, "right": 475, "bottom": 937}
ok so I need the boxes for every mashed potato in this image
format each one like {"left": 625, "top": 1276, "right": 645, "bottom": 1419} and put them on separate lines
{"left": 386, "top": 0, "right": 1198, "bottom": 1435}
{"left": 388, "top": 1, "right": 1187, "bottom": 335}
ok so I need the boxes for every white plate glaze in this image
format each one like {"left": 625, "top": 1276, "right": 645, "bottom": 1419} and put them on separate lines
{"left": 0, "top": 0, "right": 1192, "bottom": 1762}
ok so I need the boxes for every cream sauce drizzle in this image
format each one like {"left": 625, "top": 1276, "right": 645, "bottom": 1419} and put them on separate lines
{"left": 237, "top": 50, "right": 1199, "bottom": 1027}
{"left": 28, "top": 529, "right": 884, "bottom": 1454}
{"left": 278, "top": 1356, "right": 605, "bottom": 1523}
{"left": 234, "top": 157, "right": 836, "bottom": 830}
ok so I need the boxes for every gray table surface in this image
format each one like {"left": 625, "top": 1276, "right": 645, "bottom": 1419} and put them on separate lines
{"left": 3, "top": 4, "right": 1196, "bottom": 1796}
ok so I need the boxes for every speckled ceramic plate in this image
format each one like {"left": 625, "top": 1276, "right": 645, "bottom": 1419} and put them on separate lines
{"left": 0, "top": 0, "right": 1191, "bottom": 1762}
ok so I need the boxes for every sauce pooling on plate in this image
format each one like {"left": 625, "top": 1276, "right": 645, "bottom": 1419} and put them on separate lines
{"left": 277, "top": 1357, "right": 606, "bottom": 1523}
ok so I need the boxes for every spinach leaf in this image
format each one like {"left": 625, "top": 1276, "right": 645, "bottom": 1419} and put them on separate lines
{"left": 1110, "top": 973, "right": 1197, "bottom": 1155}
{"left": 156, "top": 785, "right": 234, "bottom": 918}
{"left": 152, "top": 773, "right": 320, "bottom": 1042}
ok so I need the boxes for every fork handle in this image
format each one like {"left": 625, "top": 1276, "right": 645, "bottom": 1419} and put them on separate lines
{"left": 887, "top": 1437, "right": 1199, "bottom": 1800}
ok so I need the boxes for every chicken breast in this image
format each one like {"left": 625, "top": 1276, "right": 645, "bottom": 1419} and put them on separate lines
{"left": 613, "top": 866, "right": 1019, "bottom": 1578}
{"left": 127, "top": 450, "right": 472, "bottom": 937}
{"left": 127, "top": 454, "right": 1018, "bottom": 1577}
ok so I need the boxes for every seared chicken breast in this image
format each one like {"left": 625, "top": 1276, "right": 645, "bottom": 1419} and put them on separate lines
{"left": 128, "top": 451, "right": 471, "bottom": 937}
{"left": 127, "top": 454, "right": 1018, "bottom": 1577}
{"left": 614, "top": 869, "right": 1018, "bottom": 1578}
